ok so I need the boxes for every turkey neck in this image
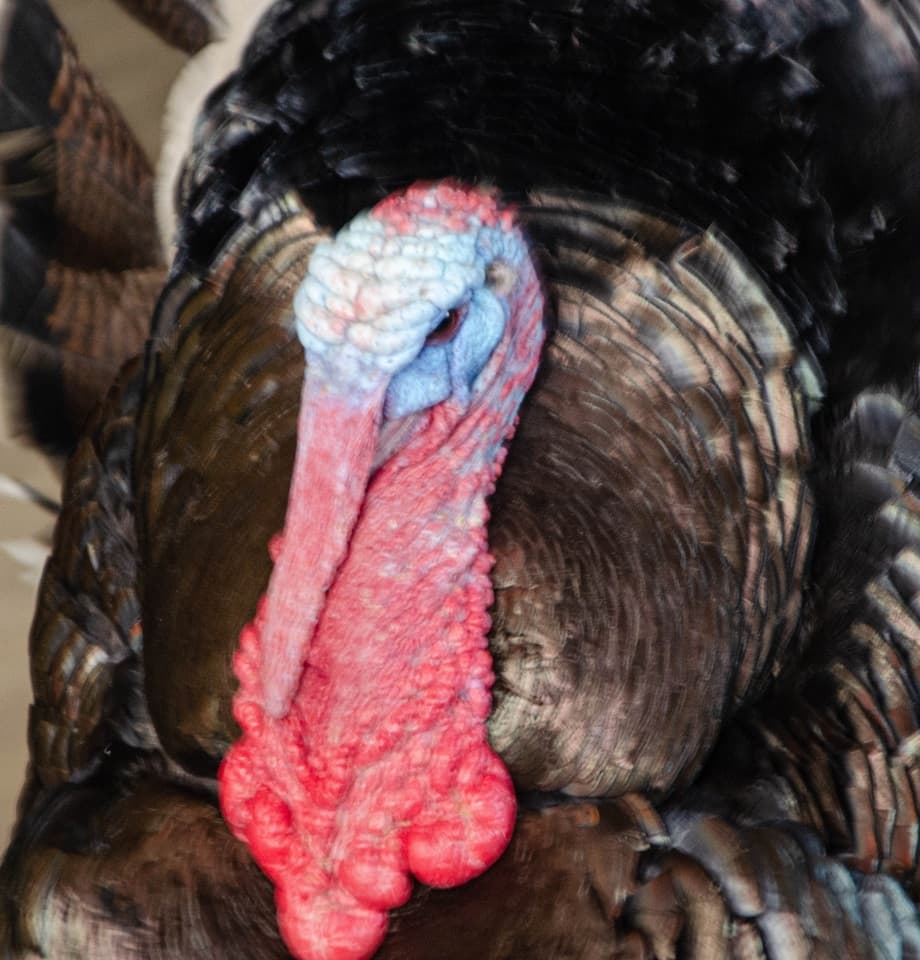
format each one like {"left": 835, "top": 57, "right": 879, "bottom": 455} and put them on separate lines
{"left": 300, "top": 394, "right": 513, "bottom": 726}
{"left": 257, "top": 375, "right": 388, "bottom": 720}
{"left": 259, "top": 377, "right": 513, "bottom": 720}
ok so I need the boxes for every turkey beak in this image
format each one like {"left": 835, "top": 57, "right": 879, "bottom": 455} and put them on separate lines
{"left": 259, "top": 365, "right": 389, "bottom": 719}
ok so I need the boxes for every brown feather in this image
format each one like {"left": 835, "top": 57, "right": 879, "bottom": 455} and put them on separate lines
{"left": 488, "top": 197, "right": 816, "bottom": 797}
{"left": 0, "top": 0, "right": 164, "bottom": 455}
{"left": 112, "top": 0, "right": 223, "bottom": 54}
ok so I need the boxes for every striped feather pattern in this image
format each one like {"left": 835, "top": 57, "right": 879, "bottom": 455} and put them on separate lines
{"left": 1, "top": 1, "right": 161, "bottom": 270}
{"left": 0, "top": 0, "right": 165, "bottom": 456}
{"left": 44, "top": 30, "right": 160, "bottom": 269}
{"left": 112, "top": 0, "right": 222, "bottom": 54}
{"left": 691, "top": 388, "right": 920, "bottom": 903}
{"left": 0, "top": 258, "right": 165, "bottom": 457}
{"left": 26, "top": 360, "right": 152, "bottom": 788}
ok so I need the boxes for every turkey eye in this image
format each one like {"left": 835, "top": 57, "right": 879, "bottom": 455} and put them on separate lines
{"left": 425, "top": 307, "right": 463, "bottom": 345}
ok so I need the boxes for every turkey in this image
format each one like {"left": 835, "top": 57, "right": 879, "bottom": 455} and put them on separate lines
{"left": 3, "top": 0, "right": 920, "bottom": 958}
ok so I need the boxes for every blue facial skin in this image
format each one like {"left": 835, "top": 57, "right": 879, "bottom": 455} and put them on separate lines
{"left": 383, "top": 285, "right": 508, "bottom": 420}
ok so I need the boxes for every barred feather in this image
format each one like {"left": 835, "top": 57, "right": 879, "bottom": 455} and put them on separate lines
{"left": 0, "top": 0, "right": 164, "bottom": 456}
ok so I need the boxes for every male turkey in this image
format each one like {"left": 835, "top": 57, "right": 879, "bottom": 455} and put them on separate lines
{"left": 3, "top": 0, "right": 920, "bottom": 958}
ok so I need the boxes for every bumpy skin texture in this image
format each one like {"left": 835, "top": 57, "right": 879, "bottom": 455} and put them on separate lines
{"left": 220, "top": 185, "right": 545, "bottom": 960}
{"left": 5, "top": 300, "right": 920, "bottom": 959}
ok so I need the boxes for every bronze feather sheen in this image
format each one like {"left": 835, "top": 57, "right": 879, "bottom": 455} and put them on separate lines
{"left": 0, "top": 0, "right": 165, "bottom": 456}
{"left": 26, "top": 360, "right": 151, "bottom": 788}
{"left": 4, "top": 196, "right": 916, "bottom": 960}
{"left": 9, "top": 0, "right": 920, "bottom": 955}
{"left": 487, "top": 196, "right": 818, "bottom": 797}
{"left": 708, "top": 389, "right": 920, "bottom": 890}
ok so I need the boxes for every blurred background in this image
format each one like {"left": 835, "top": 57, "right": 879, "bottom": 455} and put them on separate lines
{"left": 0, "top": 0, "right": 185, "bottom": 843}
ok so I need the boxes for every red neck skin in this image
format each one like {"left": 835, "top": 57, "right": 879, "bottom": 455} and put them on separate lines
{"left": 219, "top": 269, "right": 544, "bottom": 960}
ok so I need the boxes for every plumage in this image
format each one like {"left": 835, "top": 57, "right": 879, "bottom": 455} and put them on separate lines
{"left": 3, "top": 0, "right": 920, "bottom": 956}
{"left": 112, "top": 0, "right": 223, "bottom": 54}
{"left": 0, "top": 0, "right": 165, "bottom": 457}
{"left": 690, "top": 386, "right": 920, "bottom": 890}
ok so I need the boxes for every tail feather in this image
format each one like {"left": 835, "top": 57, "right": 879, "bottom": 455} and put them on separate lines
{"left": 113, "top": 0, "right": 224, "bottom": 54}
{"left": 647, "top": 388, "right": 920, "bottom": 948}
{"left": 1, "top": 0, "right": 162, "bottom": 268}
{"left": 0, "top": 0, "right": 166, "bottom": 456}
{"left": 691, "top": 384, "right": 920, "bottom": 894}
{"left": 1, "top": 215, "right": 165, "bottom": 456}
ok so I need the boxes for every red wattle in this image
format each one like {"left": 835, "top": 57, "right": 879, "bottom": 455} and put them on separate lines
{"left": 219, "top": 399, "right": 522, "bottom": 960}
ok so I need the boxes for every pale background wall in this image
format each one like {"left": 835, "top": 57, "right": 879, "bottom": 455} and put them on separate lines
{"left": 0, "top": 0, "right": 183, "bottom": 843}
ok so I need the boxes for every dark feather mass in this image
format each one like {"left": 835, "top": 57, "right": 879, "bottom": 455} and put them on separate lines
{"left": 4, "top": 0, "right": 920, "bottom": 956}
